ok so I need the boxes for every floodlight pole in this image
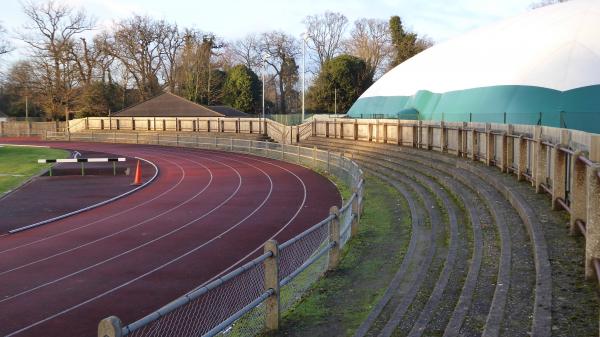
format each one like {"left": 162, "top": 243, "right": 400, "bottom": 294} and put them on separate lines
{"left": 334, "top": 88, "right": 337, "bottom": 115}
{"left": 262, "top": 54, "right": 269, "bottom": 136}
{"left": 262, "top": 65, "right": 265, "bottom": 135}
{"left": 302, "top": 33, "right": 307, "bottom": 122}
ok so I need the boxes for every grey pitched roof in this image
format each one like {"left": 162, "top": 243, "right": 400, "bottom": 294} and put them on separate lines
{"left": 0, "top": 111, "right": 8, "bottom": 118}
{"left": 113, "top": 92, "right": 248, "bottom": 118}
{"left": 208, "top": 105, "right": 250, "bottom": 117}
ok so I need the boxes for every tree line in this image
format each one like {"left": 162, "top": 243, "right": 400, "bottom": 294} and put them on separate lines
{"left": 0, "top": 0, "right": 432, "bottom": 120}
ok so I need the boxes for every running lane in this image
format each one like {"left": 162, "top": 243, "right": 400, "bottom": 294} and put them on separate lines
{"left": 0, "top": 140, "right": 341, "bottom": 337}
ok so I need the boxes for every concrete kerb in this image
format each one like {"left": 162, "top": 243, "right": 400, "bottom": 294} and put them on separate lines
{"left": 8, "top": 156, "right": 159, "bottom": 234}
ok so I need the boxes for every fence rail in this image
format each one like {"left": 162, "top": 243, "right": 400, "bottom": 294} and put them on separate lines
{"left": 67, "top": 117, "right": 298, "bottom": 144}
{"left": 42, "top": 131, "right": 364, "bottom": 337}
{"left": 0, "top": 120, "right": 65, "bottom": 136}
{"left": 311, "top": 117, "right": 600, "bottom": 290}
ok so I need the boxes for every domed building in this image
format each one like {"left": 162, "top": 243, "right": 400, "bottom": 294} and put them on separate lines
{"left": 347, "top": 0, "right": 600, "bottom": 133}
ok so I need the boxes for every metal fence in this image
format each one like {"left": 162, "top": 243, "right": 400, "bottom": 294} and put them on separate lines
{"left": 43, "top": 131, "right": 364, "bottom": 337}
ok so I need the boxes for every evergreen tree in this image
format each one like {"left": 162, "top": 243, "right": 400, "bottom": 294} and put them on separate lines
{"left": 222, "top": 64, "right": 261, "bottom": 113}
{"left": 308, "top": 54, "right": 372, "bottom": 114}
{"left": 389, "top": 15, "right": 430, "bottom": 68}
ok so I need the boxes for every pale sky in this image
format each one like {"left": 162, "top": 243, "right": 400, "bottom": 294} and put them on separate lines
{"left": 1, "top": 0, "right": 537, "bottom": 65}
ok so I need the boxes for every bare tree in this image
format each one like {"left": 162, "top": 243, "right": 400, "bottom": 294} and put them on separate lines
{"left": 303, "top": 11, "right": 348, "bottom": 68}
{"left": 231, "top": 34, "right": 261, "bottom": 72}
{"left": 0, "top": 23, "right": 12, "bottom": 56}
{"left": 69, "top": 37, "right": 104, "bottom": 86}
{"left": 173, "top": 30, "right": 225, "bottom": 104}
{"left": 158, "top": 21, "right": 184, "bottom": 93}
{"left": 260, "top": 31, "right": 300, "bottom": 113}
{"left": 107, "top": 15, "right": 171, "bottom": 100}
{"left": 20, "top": 0, "right": 94, "bottom": 119}
{"left": 344, "top": 18, "right": 391, "bottom": 80}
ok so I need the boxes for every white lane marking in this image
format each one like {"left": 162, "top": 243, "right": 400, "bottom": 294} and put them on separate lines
{"left": 0, "top": 150, "right": 185, "bottom": 254}
{"left": 5, "top": 151, "right": 276, "bottom": 337}
{"left": 185, "top": 149, "right": 309, "bottom": 289}
{"left": 0, "top": 152, "right": 214, "bottom": 277}
{"left": 9, "top": 156, "right": 159, "bottom": 234}
{"left": 0, "top": 155, "right": 245, "bottom": 305}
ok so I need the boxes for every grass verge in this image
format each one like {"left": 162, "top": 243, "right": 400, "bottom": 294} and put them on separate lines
{"left": 0, "top": 145, "right": 69, "bottom": 194}
{"left": 262, "top": 172, "right": 411, "bottom": 337}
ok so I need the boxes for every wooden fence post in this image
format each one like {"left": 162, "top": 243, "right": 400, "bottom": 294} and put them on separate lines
{"left": 328, "top": 206, "right": 341, "bottom": 270}
{"left": 517, "top": 136, "right": 527, "bottom": 181}
{"left": 551, "top": 130, "right": 570, "bottom": 209}
{"left": 534, "top": 126, "right": 547, "bottom": 193}
{"left": 383, "top": 123, "right": 388, "bottom": 144}
{"left": 585, "top": 135, "right": 600, "bottom": 279}
{"left": 506, "top": 125, "right": 515, "bottom": 173}
{"left": 397, "top": 121, "right": 403, "bottom": 146}
{"left": 98, "top": 316, "right": 122, "bottom": 337}
{"left": 470, "top": 128, "right": 477, "bottom": 161}
{"left": 351, "top": 189, "right": 360, "bottom": 237}
{"left": 354, "top": 120, "right": 358, "bottom": 141}
{"left": 485, "top": 124, "right": 493, "bottom": 166}
{"left": 440, "top": 122, "right": 447, "bottom": 152}
{"left": 570, "top": 151, "right": 588, "bottom": 235}
{"left": 264, "top": 240, "right": 280, "bottom": 331}
{"left": 455, "top": 124, "right": 462, "bottom": 157}
{"left": 501, "top": 132, "right": 508, "bottom": 172}
{"left": 426, "top": 123, "right": 432, "bottom": 150}
{"left": 586, "top": 164, "right": 600, "bottom": 280}
{"left": 461, "top": 123, "right": 468, "bottom": 158}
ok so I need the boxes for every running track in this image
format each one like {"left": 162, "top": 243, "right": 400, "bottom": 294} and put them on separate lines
{"left": 0, "top": 140, "right": 341, "bottom": 337}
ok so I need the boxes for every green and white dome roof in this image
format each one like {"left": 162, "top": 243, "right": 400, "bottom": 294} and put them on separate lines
{"left": 348, "top": 0, "right": 600, "bottom": 133}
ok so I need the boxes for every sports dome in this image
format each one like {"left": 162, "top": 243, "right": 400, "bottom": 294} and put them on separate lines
{"left": 347, "top": 0, "right": 600, "bottom": 133}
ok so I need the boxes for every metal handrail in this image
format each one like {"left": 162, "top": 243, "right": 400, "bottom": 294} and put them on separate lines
{"left": 46, "top": 129, "right": 365, "bottom": 337}
{"left": 202, "top": 290, "right": 274, "bottom": 337}
{"left": 280, "top": 241, "right": 336, "bottom": 287}
{"left": 122, "top": 251, "right": 273, "bottom": 335}
{"left": 279, "top": 215, "right": 335, "bottom": 251}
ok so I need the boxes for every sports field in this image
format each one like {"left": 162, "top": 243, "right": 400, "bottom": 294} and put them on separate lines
{"left": 0, "top": 145, "right": 69, "bottom": 194}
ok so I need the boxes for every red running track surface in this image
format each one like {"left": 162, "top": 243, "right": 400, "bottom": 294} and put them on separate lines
{"left": 0, "top": 140, "right": 341, "bottom": 337}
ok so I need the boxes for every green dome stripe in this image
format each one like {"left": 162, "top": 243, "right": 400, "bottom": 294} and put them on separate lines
{"left": 347, "top": 84, "right": 600, "bottom": 133}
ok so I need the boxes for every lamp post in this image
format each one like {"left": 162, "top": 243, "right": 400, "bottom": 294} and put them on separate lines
{"left": 334, "top": 88, "right": 337, "bottom": 116}
{"left": 301, "top": 33, "right": 308, "bottom": 123}
{"left": 262, "top": 53, "right": 269, "bottom": 135}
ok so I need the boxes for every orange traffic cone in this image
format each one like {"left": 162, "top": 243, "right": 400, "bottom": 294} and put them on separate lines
{"left": 132, "top": 160, "right": 142, "bottom": 185}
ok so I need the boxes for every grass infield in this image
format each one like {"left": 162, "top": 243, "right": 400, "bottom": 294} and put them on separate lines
{"left": 0, "top": 145, "right": 69, "bottom": 194}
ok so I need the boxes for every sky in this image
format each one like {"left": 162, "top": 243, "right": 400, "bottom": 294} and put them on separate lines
{"left": 1, "top": 0, "right": 537, "bottom": 65}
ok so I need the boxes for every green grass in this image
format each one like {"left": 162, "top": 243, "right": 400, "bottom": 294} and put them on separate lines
{"left": 262, "top": 173, "right": 412, "bottom": 337}
{"left": 0, "top": 145, "right": 69, "bottom": 194}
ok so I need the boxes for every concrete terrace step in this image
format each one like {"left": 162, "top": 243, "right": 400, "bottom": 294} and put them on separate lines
{"left": 304, "top": 139, "right": 532, "bottom": 337}
{"left": 306, "top": 139, "right": 508, "bottom": 337}
{"left": 301, "top": 137, "right": 597, "bottom": 337}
